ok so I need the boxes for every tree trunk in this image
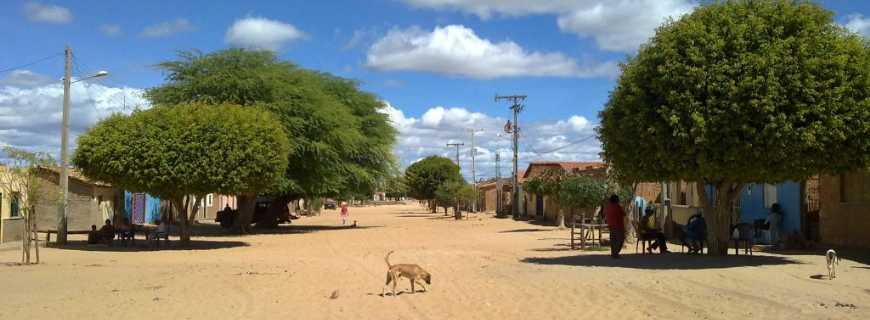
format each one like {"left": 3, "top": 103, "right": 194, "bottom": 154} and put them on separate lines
{"left": 172, "top": 197, "right": 193, "bottom": 246}
{"left": 697, "top": 181, "right": 745, "bottom": 256}
{"left": 557, "top": 208, "right": 566, "bottom": 229}
{"left": 256, "top": 195, "right": 291, "bottom": 229}
{"left": 454, "top": 204, "right": 462, "bottom": 220}
{"left": 430, "top": 200, "right": 437, "bottom": 213}
{"left": 234, "top": 193, "right": 256, "bottom": 233}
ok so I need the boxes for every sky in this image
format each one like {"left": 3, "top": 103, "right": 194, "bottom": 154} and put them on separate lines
{"left": 1, "top": 0, "right": 869, "bottom": 181}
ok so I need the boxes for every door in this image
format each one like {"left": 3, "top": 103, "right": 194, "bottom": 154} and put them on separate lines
{"left": 536, "top": 194, "right": 544, "bottom": 217}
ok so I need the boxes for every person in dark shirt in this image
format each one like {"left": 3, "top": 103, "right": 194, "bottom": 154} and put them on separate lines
{"left": 98, "top": 219, "right": 115, "bottom": 244}
{"left": 87, "top": 225, "right": 100, "bottom": 244}
{"left": 604, "top": 195, "right": 626, "bottom": 259}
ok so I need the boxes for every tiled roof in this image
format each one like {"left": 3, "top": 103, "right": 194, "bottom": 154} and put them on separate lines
{"left": 522, "top": 161, "right": 607, "bottom": 178}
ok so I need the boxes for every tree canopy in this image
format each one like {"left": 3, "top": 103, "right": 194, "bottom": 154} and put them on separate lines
{"left": 405, "top": 156, "right": 463, "bottom": 210}
{"left": 73, "top": 102, "right": 290, "bottom": 242}
{"left": 146, "top": 49, "right": 397, "bottom": 199}
{"left": 598, "top": 0, "right": 870, "bottom": 254}
{"left": 558, "top": 176, "right": 608, "bottom": 216}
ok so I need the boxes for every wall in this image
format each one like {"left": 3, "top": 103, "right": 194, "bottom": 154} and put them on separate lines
{"left": 819, "top": 174, "right": 870, "bottom": 248}
{"left": 736, "top": 182, "right": 801, "bottom": 233}
{"left": 124, "top": 192, "right": 162, "bottom": 224}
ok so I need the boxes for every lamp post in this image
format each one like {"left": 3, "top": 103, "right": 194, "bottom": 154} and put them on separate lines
{"left": 57, "top": 45, "right": 108, "bottom": 244}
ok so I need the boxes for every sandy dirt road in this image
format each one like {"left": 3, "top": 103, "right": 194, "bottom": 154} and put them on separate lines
{"left": 1, "top": 203, "right": 868, "bottom": 319}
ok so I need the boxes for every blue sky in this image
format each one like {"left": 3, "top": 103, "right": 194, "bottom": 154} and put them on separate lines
{"left": 1, "top": 0, "right": 869, "bottom": 180}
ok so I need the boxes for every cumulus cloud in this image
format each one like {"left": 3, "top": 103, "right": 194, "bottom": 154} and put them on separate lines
{"left": 225, "top": 17, "right": 305, "bottom": 51}
{"left": 24, "top": 1, "right": 72, "bottom": 24}
{"left": 0, "top": 70, "right": 148, "bottom": 157}
{"left": 845, "top": 14, "right": 870, "bottom": 37}
{"left": 379, "top": 102, "right": 600, "bottom": 181}
{"left": 400, "top": 0, "right": 696, "bottom": 52}
{"left": 100, "top": 24, "right": 122, "bottom": 37}
{"left": 366, "top": 25, "right": 617, "bottom": 79}
{"left": 140, "top": 18, "right": 195, "bottom": 38}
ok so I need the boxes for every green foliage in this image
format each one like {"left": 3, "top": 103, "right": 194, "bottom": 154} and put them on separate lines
{"left": 405, "top": 156, "right": 463, "bottom": 201}
{"left": 598, "top": 0, "right": 870, "bottom": 184}
{"left": 1, "top": 147, "right": 56, "bottom": 208}
{"left": 383, "top": 174, "right": 409, "bottom": 199}
{"left": 524, "top": 168, "right": 565, "bottom": 196}
{"left": 146, "top": 49, "right": 396, "bottom": 198}
{"left": 73, "top": 102, "right": 290, "bottom": 199}
{"left": 558, "top": 176, "right": 608, "bottom": 211}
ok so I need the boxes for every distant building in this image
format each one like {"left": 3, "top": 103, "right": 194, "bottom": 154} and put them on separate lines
{"left": 1, "top": 166, "right": 121, "bottom": 243}
{"left": 522, "top": 162, "right": 607, "bottom": 221}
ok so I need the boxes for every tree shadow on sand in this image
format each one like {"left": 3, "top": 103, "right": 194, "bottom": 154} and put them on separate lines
{"left": 499, "top": 228, "right": 553, "bottom": 233}
{"left": 50, "top": 239, "right": 249, "bottom": 252}
{"left": 521, "top": 253, "right": 801, "bottom": 270}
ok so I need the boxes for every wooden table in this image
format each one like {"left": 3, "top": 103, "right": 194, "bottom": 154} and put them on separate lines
{"left": 578, "top": 223, "right": 609, "bottom": 249}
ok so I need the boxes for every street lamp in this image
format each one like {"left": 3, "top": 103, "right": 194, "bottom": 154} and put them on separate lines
{"left": 57, "top": 45, "right": 108, "bottom": 244}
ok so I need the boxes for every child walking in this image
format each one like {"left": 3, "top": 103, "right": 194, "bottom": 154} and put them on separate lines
{"left": 340, "top": 201, "right": 349, "bottom": 225}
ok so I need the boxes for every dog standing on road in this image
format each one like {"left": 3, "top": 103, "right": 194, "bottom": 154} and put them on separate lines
{"left": 382, "top": 251, "right": 431, "bottom": 296}
{"left": 826, "top": 249, "right": 839, "bottom": 279}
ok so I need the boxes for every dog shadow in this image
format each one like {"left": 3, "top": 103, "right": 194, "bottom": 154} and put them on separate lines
{"left": 370, "top": 291, "right": 425, "bottom": 297}
{"left": 809, "top": 274, "right": 833, "bottom": 280}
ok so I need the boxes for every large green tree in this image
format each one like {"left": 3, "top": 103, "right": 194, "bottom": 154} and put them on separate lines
{"left": 598, "top": 0, "right": 870, "bottom": 255}
{"left": 73, "top": 103, "right": 291, "bottom": 242}
{"left": 146, "top": 49, "right": 396, "bottom": 228}
{"left": 405, "top": 156, "right": 463, "bottom": 212}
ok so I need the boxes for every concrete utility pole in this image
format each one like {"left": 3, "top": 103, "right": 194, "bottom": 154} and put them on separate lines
{"left": 57, "top": 46, "right": 108, "bottom": 244}
{"left": 495, "top": 152, "right": 502, "bottom": 215}
{"left": 57, "top": 46, "right": 72, "bottom": 244}
{"left": 496, "top": 94, "right": 526, "bottom": 220}
{"left": 468, "top": 128, "right": 483, "bottom": 212}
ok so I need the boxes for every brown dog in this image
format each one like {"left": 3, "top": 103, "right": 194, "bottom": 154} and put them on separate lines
{"left": 382, "top": 251, "right": 431, "bottom": 296}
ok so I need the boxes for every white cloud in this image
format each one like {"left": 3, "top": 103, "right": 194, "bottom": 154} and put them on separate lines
{"left": 100, "top": 24, "right": 122, "bottom": 37}
{"left": 0, "top": 70, "right": 148, "bottom": 157}
{"left": 140, "top": 18, "right": 195, "bottom": 38}
{"left": 400, "top": 0, "right": 696, "bottom": 52}
{"left": 366, "top": 25, "right": 617, "bottom": 79}
{"left": 845, "top": 14, "right": 870, "bottom": 37}
{"left": 379, "top": 101, "right": 601, "bottom": 181}
{"left": 225, "top": 17, "right": 305, "bottom": 51}
{"left": 24, "top": 1, "right": 72, "bottom": 24}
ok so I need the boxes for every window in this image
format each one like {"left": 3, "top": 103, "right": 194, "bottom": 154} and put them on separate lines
{"left": 206, "top": 194, "right": 214, "bottom": 207}
{"left": 10, "top": 192, "right": 20, "bottom": 217}
{"left": 763, "top": 184, "right": 778, "bottom": 208}
{"left": 841, "top": 170, "right": 870, "bottom": 203}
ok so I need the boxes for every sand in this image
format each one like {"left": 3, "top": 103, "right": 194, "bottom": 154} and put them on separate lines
{"left": 1, "top": 203, "right": 868, "bottom": 319}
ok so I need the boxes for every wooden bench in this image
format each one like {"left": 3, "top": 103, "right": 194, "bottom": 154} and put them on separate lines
{"left": 36, "top": 229, "right": 90, "bottom": 245}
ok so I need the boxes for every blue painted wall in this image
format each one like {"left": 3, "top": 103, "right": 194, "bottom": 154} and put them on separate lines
{"left": 737, "top": 182, "right": 801, "bottom": 233}
{"left": 123, "top": 192, "right": 162, "bottom": 224}
{"left": 703, "top": 182, "right": 801, "bottom": 233}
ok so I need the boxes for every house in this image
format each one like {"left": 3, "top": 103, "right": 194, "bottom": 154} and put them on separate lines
{"left": 123, "top": 192, "right": 237, "bottom": 224}
{"left": 1, "top": 166, "right": 121, "bottom": 243}
{"left": 819, "top": 170, "right": 870, "bottom": 248}
{"left": 660, "top": 180, "right": 806, "bottom": 243}
{"left": 477, "top": 178, "right": 511, "bottom": 213}
{"left": 521, "top": 162, "right": 607, "bottom": 221}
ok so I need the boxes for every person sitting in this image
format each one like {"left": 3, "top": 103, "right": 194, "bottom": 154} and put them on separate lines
{"left": 87, "top": 225, "right": 100, "bottom": 244}
{"left": 683, "top": 213, "right": 707, "bottom": 254}
{"left": 98, "top": 219, "right": 115, "bottom": 244}
{"left": 641, "top": 207, "right": 669, "bottom": 253}
{"left": 148, "top": 218, "right": 170, "bottom": 244}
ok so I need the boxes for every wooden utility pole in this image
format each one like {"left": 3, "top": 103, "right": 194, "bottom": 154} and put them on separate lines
{"left": 496, "top": 94, "right": 526, "bottom": 220}
{"left": 446, "top": 142, "right": 463, "bottom": 165}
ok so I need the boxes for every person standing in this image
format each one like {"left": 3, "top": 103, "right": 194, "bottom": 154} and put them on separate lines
{"left": 340, "top": 201, "right": 349, "bottom": 225}
{"left": 766, "top": 203, "right": 784, "bottom": 245}
{"left": 604, "top": 195, "right": 626, "bottom": 259}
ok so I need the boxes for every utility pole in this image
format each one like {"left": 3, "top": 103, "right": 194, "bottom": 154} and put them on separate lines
{"left": 446, "top": 142, "right": 463, "bottom": 165}
{"left": 58, "top": 46, "right": 72, "bottom": 244}
{"left": 468, "top": 128, "right": 483, "bottom": 213}
{"left": 496, "top": 94, "right": 526, "bottom": 220}
{"left": 495, "top": 152, "right": 502, "bottom": 216}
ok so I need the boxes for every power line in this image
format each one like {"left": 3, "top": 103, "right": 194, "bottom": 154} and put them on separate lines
{"left": 0, "top": 52, "right": 63, "bottom": 74}
{"left": 526, "top": 135, "right": 598, "bottom": 155}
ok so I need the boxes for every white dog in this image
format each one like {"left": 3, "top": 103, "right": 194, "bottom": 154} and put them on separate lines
{"left": 825, "top": 249, "right": 839, "bottom": 279}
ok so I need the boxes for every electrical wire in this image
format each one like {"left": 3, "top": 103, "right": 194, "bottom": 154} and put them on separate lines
{"left": 0, "top": 53, "right": 63, "bottom": 74}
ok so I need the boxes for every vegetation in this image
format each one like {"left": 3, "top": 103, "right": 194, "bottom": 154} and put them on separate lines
{"left": 73, "top": 103, "right": 290, "bottom": 243}
{"left": 523, "top": 168, "right": 570, "bottom": 228}
{"left": 0, "top": 147, "right": 54, "bottom": 264}
{"left": 146, "top": 49, "right": 396, "bottom": 228}
{"left": 559, "top": 176, "right": 609, "bottom": 222}
{"left": 598, "top": 0, "right": 870, "bottom": 254}
{"left": 383, "top": 174, "right": 409, "bottom": 201}
{"left": 405, "top": 156, "right": 463, "bottom": 213}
